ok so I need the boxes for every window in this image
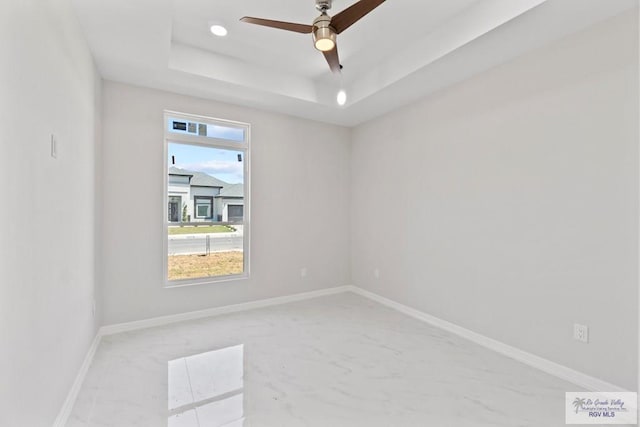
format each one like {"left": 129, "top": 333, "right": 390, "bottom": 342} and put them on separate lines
{"left": 164, "top": 111, "right": 250, "bottom": 286}
{"left": 194, "top": 196, "right": 213, "bottom": 219}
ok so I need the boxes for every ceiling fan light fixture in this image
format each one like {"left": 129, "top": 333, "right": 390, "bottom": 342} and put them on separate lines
{"left": 312, "top": 14, "right": 336, "bottom": 52}
{"left": 313, "top": 26, "right": 336, "bottom": 51}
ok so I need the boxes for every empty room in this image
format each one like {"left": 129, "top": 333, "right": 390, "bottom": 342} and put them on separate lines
{"left": 1, "top": 0, "right": 639, "bottom": 426}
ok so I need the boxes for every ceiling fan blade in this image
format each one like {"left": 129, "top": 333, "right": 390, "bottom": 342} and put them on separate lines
{"left": 322, "top": 45, "right": 341, "bottom": 74}
{"left": 240, "top": 17, "right": 313, "bottom": 34}
{"left": 330, "top": 0, "right": 386, "bottom": 34}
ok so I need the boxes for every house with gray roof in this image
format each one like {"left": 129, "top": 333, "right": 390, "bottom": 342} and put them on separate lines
{"left": 168, "top": 167, "right": 244, "bottom": 223}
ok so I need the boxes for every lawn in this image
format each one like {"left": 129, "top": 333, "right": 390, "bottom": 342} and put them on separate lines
{"left": 168, "top": 251, "right": 243, "bottom": 280}
{"left": 168, "top": 225, "right": 235, "bottom": 235}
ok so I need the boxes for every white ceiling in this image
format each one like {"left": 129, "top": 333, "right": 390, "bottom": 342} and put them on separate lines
{"left": 72, "top": 0, "right": 637, "bottom": 126}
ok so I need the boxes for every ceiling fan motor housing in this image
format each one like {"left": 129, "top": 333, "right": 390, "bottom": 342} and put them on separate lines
{"left": 312, "top": 14, "right": 336, "bottom": 51}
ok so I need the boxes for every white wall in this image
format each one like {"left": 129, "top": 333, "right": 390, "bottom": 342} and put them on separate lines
{"left": 101, "top": 82, "right": 351, "bottom": 325}
{"left": 0, "top": 0, "right": 101, "bottom": 425}
{"left": 351, "top": 11, "right": 638, "bottom": 390}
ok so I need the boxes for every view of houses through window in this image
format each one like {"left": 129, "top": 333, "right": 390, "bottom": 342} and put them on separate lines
{"left": 165, "top": 113, "right": 249, "bottom": 284}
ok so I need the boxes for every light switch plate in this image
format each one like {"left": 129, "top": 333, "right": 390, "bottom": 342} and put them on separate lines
{"left": 50, "top": 134, "right": 57, "bottom": 158}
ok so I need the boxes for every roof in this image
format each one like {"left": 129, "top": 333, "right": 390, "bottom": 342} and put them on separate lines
{"left": 216, "top": 183, "right": 243, "bottom": 198}
{"left": 169, "top": 166, "right": 227, "bottom": 188}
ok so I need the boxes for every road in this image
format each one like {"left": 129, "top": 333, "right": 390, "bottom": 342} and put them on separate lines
{"left": 168, "top": 234, "right": 243, "bottom": 255}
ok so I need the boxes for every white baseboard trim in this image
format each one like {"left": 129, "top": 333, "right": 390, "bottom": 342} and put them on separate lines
{"left": 348, "top": 286, "right": 628, "bottom": 393}
{"left": 100, "top": 285, "right": 352, "bottom": 336}
{"left": 53, "top": 332, "right": 102, "bottom": 427}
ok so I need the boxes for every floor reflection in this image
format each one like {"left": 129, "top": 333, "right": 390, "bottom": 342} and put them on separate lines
{"left": 168, "top": 344, "right": 244, "bottom": 427}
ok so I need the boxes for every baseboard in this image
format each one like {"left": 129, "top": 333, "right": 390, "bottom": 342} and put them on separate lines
{"left": 53, "top": 332, "right": 102, "bottom": 427}
{"left": 100, "top": 285, "right": 352, "bottom": 336}
{"left": 348, "top": 286, "right": 628, "bottom": 393}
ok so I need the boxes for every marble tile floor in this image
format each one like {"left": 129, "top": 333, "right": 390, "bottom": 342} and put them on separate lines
{"left": 69, "top": 292, "right": 589, "bottom": 426}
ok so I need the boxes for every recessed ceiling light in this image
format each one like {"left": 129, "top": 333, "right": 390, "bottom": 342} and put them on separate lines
{"left": 210, "top": 25, "right": 228, "bottom": 37}
{"left": 337, "top": 90, "right": 347, "bottom": 106}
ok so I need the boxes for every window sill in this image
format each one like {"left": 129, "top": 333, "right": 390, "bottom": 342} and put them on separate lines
{"left": 164, "top": 273, "right": 249, "bottom": 289}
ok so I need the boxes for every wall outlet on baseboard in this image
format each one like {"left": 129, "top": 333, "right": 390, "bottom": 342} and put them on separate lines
{"left": 300, "top": 267, "right": 307, "bottom": 278}
{"left": 573, "top": 323, "right": 589, "bottom": 343}
{"left": 373, "top": 268, "right": 380, "bottom": 279}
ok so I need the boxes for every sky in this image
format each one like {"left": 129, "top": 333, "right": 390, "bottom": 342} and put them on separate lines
{"left": 166, "top": 117, "right": 246, "bottom": 183}
{"left": 168, "top": 143, "right": 244, "bottom": 184}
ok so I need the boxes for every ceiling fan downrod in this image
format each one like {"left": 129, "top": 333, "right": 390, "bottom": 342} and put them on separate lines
{"left": 315, "top": 0, "right": 332, "bottom": 14}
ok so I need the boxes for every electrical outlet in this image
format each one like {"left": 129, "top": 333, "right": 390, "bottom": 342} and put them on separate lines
{"left": 373, "top": 268, "right": 380, "bottom": 279}
{"left": 573, "top": 323, "right": 589, "bottom": 343}
{"left": 300, "top": 267, "right": 307, "bottom": 278}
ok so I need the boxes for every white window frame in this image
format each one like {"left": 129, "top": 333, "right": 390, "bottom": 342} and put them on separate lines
{"left": 163, "top": 110, "right": 251, "bottom": 288}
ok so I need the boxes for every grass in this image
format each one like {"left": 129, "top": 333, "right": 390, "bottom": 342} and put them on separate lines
{"left": 168, "top": 251, "right": 243, "bottom": 280}
{"left": 168, "top": 225, "right": 235, "bottom": 235}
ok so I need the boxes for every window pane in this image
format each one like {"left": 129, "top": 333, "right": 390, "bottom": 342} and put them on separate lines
{"left": 196, "top": 204, "right": 210, "bottom": 218}
{"left": 167, "top": 142, "right": 245, "bottom": 281}
{"left": 168, "top": 117, "right": 245, "bottom": 142}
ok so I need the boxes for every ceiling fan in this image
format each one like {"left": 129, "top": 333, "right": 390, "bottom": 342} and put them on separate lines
{"left": 240, "top": 0, "right": 386, "bottom": 73}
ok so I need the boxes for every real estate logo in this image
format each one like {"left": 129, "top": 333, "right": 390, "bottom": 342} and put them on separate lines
{"left": 565, "top": 392, "right": 637, "bottom": 424}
